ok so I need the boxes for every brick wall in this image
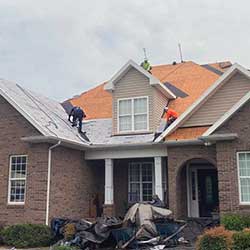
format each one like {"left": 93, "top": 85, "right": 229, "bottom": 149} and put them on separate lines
{"left": 0, "top": 96, "right": 48, "bottom": 225}
{"left": 0, "top": 95, "right": 99, "bottom": 225}
{"left": 49, "top": 147, "right": 101, "bottom": 220}
{"left": 215, "top": 99, "right": 250, "bottom": 214}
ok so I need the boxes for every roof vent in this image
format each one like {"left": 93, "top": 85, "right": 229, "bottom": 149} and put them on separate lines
{"left": 172, "top": 61, "right": 177, "bottom": 65}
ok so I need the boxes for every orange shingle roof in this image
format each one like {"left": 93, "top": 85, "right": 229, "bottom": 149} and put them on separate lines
{"left": 67, "top": 60, "right": 231, "bottom": 139}
{"left": 70, "top": 82, "right": 112, "bottom": 120}
{"left": 166, "top": 126, "right": 210, "bottom": 140}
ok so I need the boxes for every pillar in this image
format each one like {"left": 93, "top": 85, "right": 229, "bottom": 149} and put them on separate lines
{"left": 154, "top": 156, "right": 163, "bottom": 200}
{"left": 103, "top": 158, "right": 115, "bottom": 216}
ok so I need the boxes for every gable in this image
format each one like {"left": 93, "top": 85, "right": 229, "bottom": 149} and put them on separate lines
{"left": 112, "top": 67, "right": 154, "bottom": 133}
{"left": 213, "top": 98, "right": 250, "bottom": 137}
{"left": 182, "top": 72, "right": 250, "bottom": 127}
{"left": 114, "top": 67, "right": 151, "bottom": 96}
{"left": 0, "top": 95, "right": 41, "bottom": 138}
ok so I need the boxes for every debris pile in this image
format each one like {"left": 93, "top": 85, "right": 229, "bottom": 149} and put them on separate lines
{"left": 51, "top": 204, "right": 189, "bottom": 249}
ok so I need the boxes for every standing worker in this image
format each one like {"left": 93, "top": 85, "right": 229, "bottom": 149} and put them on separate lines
{"left": 163, "top": 106, "right": 178, "bottom": 128}
{"left": 68, "top": 106, "right": 86, "bottom": 133}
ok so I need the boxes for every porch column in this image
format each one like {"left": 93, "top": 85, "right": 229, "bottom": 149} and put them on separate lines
{"left": 105, "top": 158, "right": 114, "bottom": 204}
{"left": 154, "top": 156, "right": 163, "bottom": 200}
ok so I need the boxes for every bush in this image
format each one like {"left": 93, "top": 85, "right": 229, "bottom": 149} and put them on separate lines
{"left": 221, "top": 214, "right": 250, "bottom": 231}
{"left": 1, "top": 224, "right": 53, "bottom": 248}
{"left": 232, "top": 230, "right": 250, "bottom": 250}
{"left": 196, "top": 226, "right": 233, "bottom": 250}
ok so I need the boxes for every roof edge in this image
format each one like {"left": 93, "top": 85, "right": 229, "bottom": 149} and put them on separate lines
{"left": 155, "top": 63, "right": 250, "bottom": 142}
{"left": 21, "top": 135, "right": 90, "bottom": 151}
{"left": 0, "top": 85, "right": 49, "bottom": 136}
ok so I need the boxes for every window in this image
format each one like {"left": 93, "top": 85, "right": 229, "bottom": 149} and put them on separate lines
{"left": 238, "top": 152, "right": 250, "bottom": 204}
{"left": 118, "top": 97, "right": 148, "bottom": 132}
{"left": 8, "top": 155, "right": 27, "bottom": 204}
{"left": 128, "top": 162, "right": 154, "bottom": 202}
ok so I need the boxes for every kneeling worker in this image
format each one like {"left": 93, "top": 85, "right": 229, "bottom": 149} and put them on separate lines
{"left": 163, "top": 106, "right": 178, "bottom": 129}
{"left": 68, "top": 106, "right": 86, "bottom": 133}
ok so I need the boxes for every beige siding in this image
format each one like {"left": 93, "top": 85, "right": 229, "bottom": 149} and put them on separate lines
{"left": 112, "top": 67, "right": 154, "bottom": 134}
{"left": 152, "top": 88, "right": 168, "bottom": 130}
{"left": 182, "top": 73, "right": 250, "bottom": 127}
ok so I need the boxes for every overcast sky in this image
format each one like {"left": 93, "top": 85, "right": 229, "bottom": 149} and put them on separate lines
{"left": 0, "top": 0, "right": 249, "bottom": 101}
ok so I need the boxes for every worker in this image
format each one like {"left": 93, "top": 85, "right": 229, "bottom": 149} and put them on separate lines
{"left": 163, "top": 107, "right": 178, "bottom": 128}
{"left": 150, "top": 194, "right": 165, "bottom": 207}
{"left": 141, "top": 59, "right": 152, "bottom": 72}
{"left": 68, "top": 106, "right": 86, "bottom": 133}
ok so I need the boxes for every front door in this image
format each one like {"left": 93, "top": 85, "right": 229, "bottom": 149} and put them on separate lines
{"left": 198, "top": 169, "right": 219, "bottom": 217}
{"left": 187, "top": 166, "right": 219, "bottom": 217}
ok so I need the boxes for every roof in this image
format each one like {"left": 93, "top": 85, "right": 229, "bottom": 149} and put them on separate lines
{"left": 66, "top": 82, "right": 112, "bottom": 120}
{"left": 66, "top": 61, "right": 231, "bottom": 123}
{"left": 156, "top": 63, "right": 250, "bottom": 142}
{"left": 0, "top": 79, "right": 89, "bottom": 146}
{"left": 83, "top": 118, "right": 154, "bottom": 145}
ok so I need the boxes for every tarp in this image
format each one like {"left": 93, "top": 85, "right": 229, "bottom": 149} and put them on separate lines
{"left": 123, "top": 203, "right": 172, "bottom": 240}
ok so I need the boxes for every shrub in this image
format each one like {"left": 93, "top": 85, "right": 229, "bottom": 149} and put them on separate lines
{"left": 221, "top": 214, "right": 250, "bottom": 231}
{"left": 232, "top": 231, "right": 250, "bottom": 250}
{"left": 196, "top": 226, "right": 233, "bottom": 250}
{"left": 1, "top": 224, "right": 53, "bottom": 248}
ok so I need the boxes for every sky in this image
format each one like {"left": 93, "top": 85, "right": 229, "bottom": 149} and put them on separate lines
{"left": 0, "top": 0, "right": 249, "bottom": 101}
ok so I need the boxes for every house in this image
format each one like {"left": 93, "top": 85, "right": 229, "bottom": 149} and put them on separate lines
{"left": 1, "top": 58, "right": 250, "bottom": 226}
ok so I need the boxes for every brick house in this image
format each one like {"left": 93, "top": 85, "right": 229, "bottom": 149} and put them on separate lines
{"left": 1, "top": 59, "right": 250, "bottom": 225}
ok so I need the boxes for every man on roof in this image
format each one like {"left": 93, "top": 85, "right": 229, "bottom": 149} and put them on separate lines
{"left": 163, "top": 106, "right": 178, "bottom": 128}
{"left": 68, "top": 106, "right": 86, "bottom": 133}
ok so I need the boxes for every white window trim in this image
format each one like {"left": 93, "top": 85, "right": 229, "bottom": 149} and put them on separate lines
{"left": 117, "top": 96, "right": 149, "bottom": 133}
{"left": 128, "top": 161, "right": 155, "bottom": 203}
{"left": 8, "top": 155, "right": 28, "bottom": 205}
{"left": 237, "top": 151, "right": 250, "bottom": 205}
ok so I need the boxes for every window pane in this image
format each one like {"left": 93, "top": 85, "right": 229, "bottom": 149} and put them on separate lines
{"left": 142, "top": 163, "right": 153, "bottom": 182}
{"left": 241, "top": 178, "right": 250, "bottom": 202}
{"left": 142, "top": 183, "right": 153, "bottom": 201}
{"left": 119, "top": 99, "right": 132, "bottom": 115}
{"left": 134, "top": 114, "right": 147, "bottom": 130}
{"left": 119, "top": 116, "right": 132, "bottom": 131}
{"left": 10, "top": 180, "right": 25, "bottom": 203}
{"left": 9, "top": 156, "right": 27, "bottom": 203}
{"left": 129, "top": 163, "right": 140, "bottom": 182}
{"left": 239, "top": 154, "right": 250, "bottom": 177}
{"left": 129, "top": 183, "right": 140, "bottom": 202}
{"left": 134, "top": 98, "right": 147, "bottom": 114}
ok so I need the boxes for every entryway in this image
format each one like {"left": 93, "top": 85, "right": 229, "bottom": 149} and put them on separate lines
{"left": 187, "top": 163, "right": 219, "bottom": 218}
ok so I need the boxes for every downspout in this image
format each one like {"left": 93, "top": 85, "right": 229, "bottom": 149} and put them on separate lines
{"left": 46, "top": 141, "right": 61, "bottom": 226}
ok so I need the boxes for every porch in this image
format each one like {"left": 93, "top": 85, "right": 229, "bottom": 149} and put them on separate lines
{"left": 87, "top": 156, "right": 168, "bottom": 217}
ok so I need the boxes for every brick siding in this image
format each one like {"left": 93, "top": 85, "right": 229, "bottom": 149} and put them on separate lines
{"left": 0, "top": 96, "right": 99, "bottom": 225}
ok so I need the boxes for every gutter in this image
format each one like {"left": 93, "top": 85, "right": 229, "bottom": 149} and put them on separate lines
{"left": 46, "top": 141, "right": 61, "bottom": 226}
{"left": 165, "top": 139, "right": 203, "bottom": 147}
{"left": 198, "top": 133, "right": 238, "bottom": 143}
{"left": 22, "top": 135, "right": 90, "bottom": 151}
{"left": 88, "top": 142, "right": 164, "bottom": 150}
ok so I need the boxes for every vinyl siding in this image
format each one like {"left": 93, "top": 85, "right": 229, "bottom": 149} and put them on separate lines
{"left": 182, "top": 73, "right": 250, "bottom": 127}
{"left": 152, "top": 88, "right": 168, "bottom": 130}
{"left": 112, "top": 67, "right": 154, "bottom": 134}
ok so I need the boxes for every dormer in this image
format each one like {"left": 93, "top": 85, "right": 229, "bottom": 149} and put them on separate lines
{"left": 105, "top": 60, "right": 176, "bottom": 135}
